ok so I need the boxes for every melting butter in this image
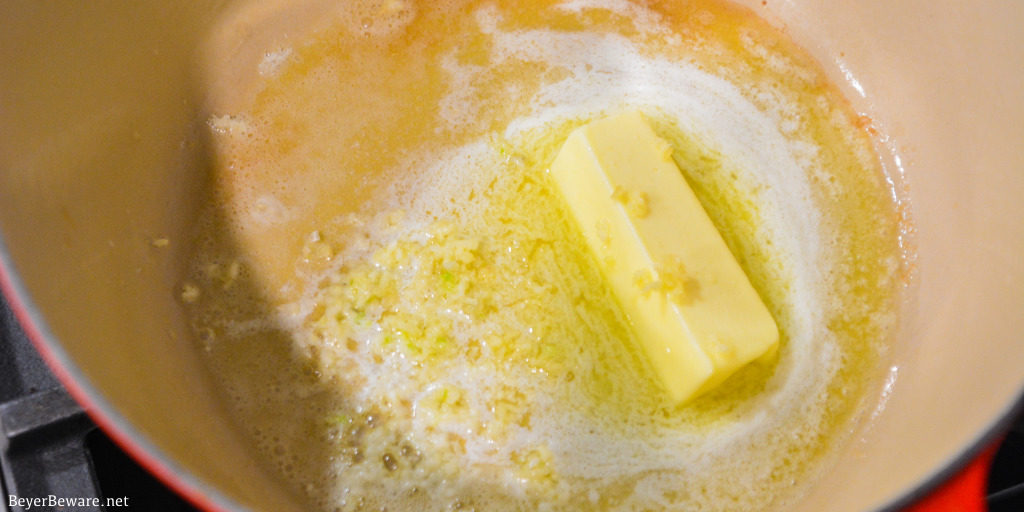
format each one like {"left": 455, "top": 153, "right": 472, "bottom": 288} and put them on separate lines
{"left": 549, "top": 110, "right": 779, "bottom": 405}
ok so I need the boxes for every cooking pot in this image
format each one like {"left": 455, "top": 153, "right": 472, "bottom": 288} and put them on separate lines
{"left": 1, "top": 1, "right": 1022, "bottom": 511}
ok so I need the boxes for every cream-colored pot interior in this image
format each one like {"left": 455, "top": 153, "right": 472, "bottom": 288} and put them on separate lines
{"left": 1, "top": 1, "right": 1023, "bottom": 511}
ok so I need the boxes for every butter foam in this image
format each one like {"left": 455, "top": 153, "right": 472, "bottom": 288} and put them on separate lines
{"left": 192, "top": 1, "right": 902, "bottom": 511}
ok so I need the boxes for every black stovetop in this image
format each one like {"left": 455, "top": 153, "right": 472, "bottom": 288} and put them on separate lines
{"left": 0, "top": 298, "right": 196, "bottom": 512}
{"left": 1, "top": 295, "right": 1023, "bottom": 512}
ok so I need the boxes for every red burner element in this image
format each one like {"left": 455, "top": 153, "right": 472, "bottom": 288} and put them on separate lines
{"left": 906, "top": 446, "right": 998, "bottom": 512}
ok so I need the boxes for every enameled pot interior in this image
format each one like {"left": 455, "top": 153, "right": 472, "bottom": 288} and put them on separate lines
{"left": 1, "top": 1, "right": 1022, "bottom": 511}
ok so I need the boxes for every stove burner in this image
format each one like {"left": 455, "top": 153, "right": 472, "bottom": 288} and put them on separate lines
{"left": 1, "top": 298, "right": 196, "bottom": 512}
{"left": 0, "top": 293, "right": 1022, "bottom": 511}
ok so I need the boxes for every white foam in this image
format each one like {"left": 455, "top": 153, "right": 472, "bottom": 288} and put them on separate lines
{"left": 389, "top": 6, "right": 840, "bottom": 485}
{"left": 314, "top": 43, "right": 833, "bottom": 501}
{"left": 258, "top": 47, "right": 294, "bottom": 77}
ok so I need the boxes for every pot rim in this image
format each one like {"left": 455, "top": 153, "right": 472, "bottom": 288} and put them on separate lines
{"left": 0, "top": 235, "right": 246, "bottom": 512}
{"left": 0, "top": 233, "right": 1021, "bottom": 512}
{"left": 875, "top": 392, "right": 1023, "bottom": 512}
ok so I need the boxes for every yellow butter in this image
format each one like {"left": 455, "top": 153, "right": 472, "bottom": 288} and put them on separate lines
{"left": 548, "top": 111, "right": 779, "bottom": 405}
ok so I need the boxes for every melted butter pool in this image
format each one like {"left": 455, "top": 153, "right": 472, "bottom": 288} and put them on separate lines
{"left": 186, "top": 1, "right": 905, "bottom": 510}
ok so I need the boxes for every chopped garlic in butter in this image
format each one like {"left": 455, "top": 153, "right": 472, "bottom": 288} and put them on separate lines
{"left": 548, "top": 111, "right": 779, "bottom": 405}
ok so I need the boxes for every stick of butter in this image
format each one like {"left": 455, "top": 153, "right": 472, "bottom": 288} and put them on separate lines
{"left": 548, "top": 111, "right": 779, "bottom": 405}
